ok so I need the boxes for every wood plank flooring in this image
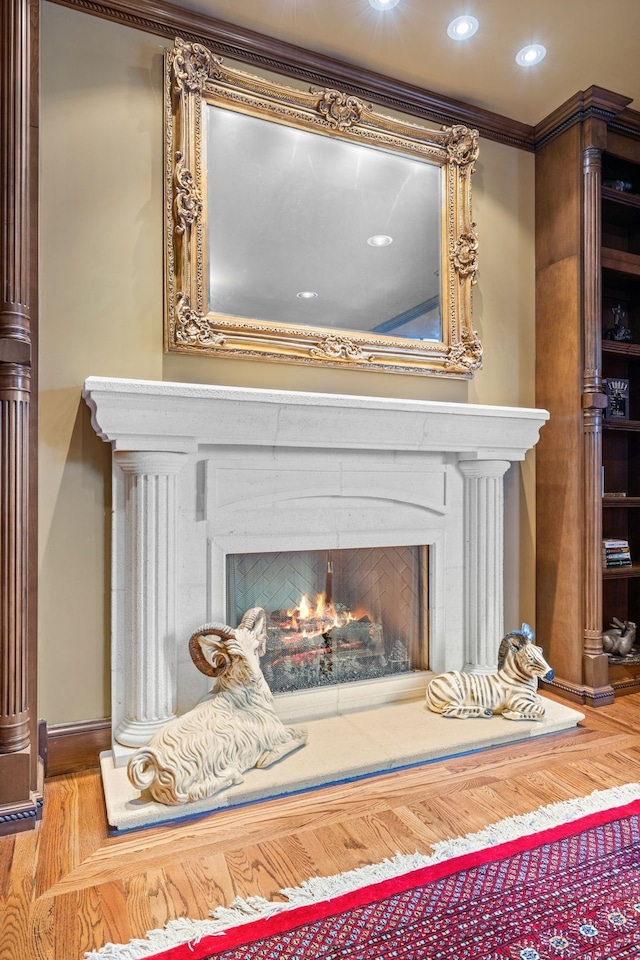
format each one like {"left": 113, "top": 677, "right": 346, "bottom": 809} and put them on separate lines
{"left": 2, "top": 692, "right": 640, "bottom": 960}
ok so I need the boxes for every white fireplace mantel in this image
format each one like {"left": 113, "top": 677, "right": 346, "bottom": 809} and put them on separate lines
{"left": 84, "top": 378, "right": 547, "bottom": 459}
{"left": 83, "top": 377, "right": 549, "bottom": 753}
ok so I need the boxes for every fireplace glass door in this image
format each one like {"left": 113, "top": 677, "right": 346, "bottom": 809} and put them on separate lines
{"left": 226, "top": 546, "right": 427, "bottom": 694}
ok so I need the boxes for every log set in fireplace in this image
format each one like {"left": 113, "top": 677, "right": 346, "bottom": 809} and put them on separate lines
{"left": 226, "top": 545, "right": 427, "bottom": 695}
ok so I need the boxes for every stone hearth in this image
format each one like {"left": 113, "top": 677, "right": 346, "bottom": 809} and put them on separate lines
{"left": 100, "top": 697, "right": 584, "bottom": 831}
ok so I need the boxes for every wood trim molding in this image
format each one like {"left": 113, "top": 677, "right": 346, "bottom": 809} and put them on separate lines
{"left": 45, "top": 719, "right": 112, "bottom": 778}
{"left": 539, "top": 676, "right": 616, "bottom": 707}
{"left": 0, "top": 792, "right": 43, "bottom": 836}
{"left": 534, "top": 86, "right": 639, "bottom": 149}
{"left": 47, "top": 0, "right": 535, "bottom": 150}
{"left": 611, "top": 109, "right": 640, "bottom": 140}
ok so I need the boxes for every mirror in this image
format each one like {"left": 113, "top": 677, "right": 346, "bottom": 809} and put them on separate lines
{"left": 165, "top": 39, "right": 481, "bottom": 378}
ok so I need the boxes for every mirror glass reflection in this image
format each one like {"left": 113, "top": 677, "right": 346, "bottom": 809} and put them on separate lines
{"left": 206, "top": 104, "right": 443, "bottom": 342}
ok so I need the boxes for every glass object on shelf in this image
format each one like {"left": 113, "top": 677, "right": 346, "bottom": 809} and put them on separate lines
{"left": 603, "top": 179, "right": 634, "bottom": 193}
{"left": 604, "top": 377, "right": 630, "bottom": 420}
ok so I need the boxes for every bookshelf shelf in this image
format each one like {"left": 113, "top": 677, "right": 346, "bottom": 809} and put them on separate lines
{"left": 602, "top": 341, "right": 640, "bottom": 358}
{"left": 603, "top": 563, "right": 640, "bottom": 580}
{"left": 602, "top": 185, "right": 640, "bottom": 213}
{"left": 601, "top": 247, "right": 640, "bottom": 277}
{"left": 603, "top": 420, "right": 640, "bottom": 432}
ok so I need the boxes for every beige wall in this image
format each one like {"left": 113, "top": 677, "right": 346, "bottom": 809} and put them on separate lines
{"left": 39, "top": 1, "right": 536, "bottom": 724}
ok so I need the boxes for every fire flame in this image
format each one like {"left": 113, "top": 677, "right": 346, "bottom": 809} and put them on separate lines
{"left": 287, "top": 592, "right": 361, "bottom": 632}
{"left": 299, "top": 594, "right": 311, "bottom": 619}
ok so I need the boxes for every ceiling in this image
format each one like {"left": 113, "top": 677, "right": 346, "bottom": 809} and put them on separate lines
{"left": 165, "top": 0, "right": 640, "bottom": 127}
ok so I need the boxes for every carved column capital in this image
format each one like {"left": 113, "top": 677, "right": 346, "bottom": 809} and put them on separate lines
{"left": 114, "top": 450, "right": 189, "bottom": 476}
{"left": 458, "top": 459, "right": 511, "bottom": 480}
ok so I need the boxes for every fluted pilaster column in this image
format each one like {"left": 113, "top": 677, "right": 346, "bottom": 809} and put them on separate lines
{"left": 114, "top": 451, "right": 188, "bottom": 747}
{"left": 0, "top": 369, "right": 30, "bottom": 754}
{"left": 458, "top": 459, "right": 511, "bottom": 674}
{"left": 0, "top": 0, "right": 37, "bottom": 832}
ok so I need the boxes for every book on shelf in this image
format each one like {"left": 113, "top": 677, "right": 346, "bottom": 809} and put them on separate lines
{"left": 602, "top": 538, "right": 632, "bottom": 567}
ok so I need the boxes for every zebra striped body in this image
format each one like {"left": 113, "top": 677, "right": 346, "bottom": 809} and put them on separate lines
{"left": 426, "top": 625, "right": 553, "bottom": 721}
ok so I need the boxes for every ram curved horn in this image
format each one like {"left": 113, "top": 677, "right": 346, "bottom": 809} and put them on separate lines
{"left": 188, "top": 622, "right": 236, "bottom": 676}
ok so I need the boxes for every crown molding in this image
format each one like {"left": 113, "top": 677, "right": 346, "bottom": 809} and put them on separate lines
{"left": 534, "top": 86, "right": 637, "bottom": 149}
{"left": 47, "top": 0, "right": 536, "bottom": 150}
{"left": 610, "top": 106, "right": 640, "bottom": 141}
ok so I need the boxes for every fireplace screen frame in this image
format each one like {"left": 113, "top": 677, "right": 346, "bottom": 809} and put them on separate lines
{"left": 226, "top": 544, "right": 430, "bottom": 699}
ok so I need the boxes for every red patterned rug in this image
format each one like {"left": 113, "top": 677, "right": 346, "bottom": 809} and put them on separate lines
{"left": 89, "top": 784, "right": 640, "bottom": 960}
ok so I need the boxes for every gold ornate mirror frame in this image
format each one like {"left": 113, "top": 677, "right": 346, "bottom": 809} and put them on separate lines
{"left": 164, "top": 38, "right": 481, "bottom": 378}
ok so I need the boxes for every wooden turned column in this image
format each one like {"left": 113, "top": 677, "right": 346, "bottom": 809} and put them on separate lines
{"left": 582, "top": 142, "right": 613, "bottom": 701}
{"left": 0, "top": 0, "right": 40, "bottom": 832}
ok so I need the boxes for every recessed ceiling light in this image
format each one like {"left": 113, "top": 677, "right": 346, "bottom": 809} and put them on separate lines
{"left": 296, "top": 291, "right": 318, "bottom": 299}
{"left": 515, "top": 44, "right": 546, "bottom": 66}
{"left": 368, "top": 0, "right": 400, "bottom": 10}
{"left": 447, "top": 16, "right": 479, "bottom": 41}
{"left": 367, "top": 235, "right": 393, "bottom": 246}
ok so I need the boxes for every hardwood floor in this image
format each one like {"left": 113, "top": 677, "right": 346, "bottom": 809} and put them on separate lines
{"left": 2, "top": 692, "right": 640, "bottom": 960}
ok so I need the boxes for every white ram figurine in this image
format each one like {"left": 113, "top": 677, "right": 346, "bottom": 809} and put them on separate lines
{"left": 127, "top": 607, "right": 307, "bottom": 804}
{"left": 426, "top": 623, "right": 554, "bottom": 721}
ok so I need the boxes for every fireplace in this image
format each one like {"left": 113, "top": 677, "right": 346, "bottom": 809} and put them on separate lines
{"left": 82, "top": 378, "right": 550, "bottom": 760}
{"left": 227, "top": 545, "right": 428, "bottom": 696}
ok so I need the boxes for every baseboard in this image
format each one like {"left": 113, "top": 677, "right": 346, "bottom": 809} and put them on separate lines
{"left": 0, "top": 758, "right": 44, "bottom": 836}
{"left": 609, "top": 676, "right": 640, "bottom": 697}
{"left": 539, "top": 676, "right": 615, "bottom": 707}
{"left": 46, "top": 719, "right": 112, "bottom": 778}
{"left": 539, "top": 677, "right": 587, "bottom": 705}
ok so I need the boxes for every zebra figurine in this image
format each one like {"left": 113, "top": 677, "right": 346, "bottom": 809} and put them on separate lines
{"left": 426, "top": 623, "right": 554, "bottom": 721}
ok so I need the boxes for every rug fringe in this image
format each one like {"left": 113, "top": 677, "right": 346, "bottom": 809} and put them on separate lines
{"left": 85, "top": 782, "right": 640, "bottom": 960}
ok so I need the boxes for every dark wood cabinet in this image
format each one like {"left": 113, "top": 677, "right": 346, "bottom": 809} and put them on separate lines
{"left": 536, "top": 90, "right": 640, "bottom": 704}
{"left": 600, "top": 157, "right": 640, "bottom": 691}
